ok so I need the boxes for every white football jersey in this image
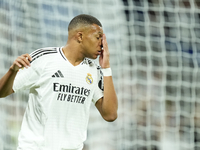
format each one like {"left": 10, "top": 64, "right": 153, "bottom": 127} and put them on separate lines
{"left": 13, "top": 47, "right": 104, "bottom": 150}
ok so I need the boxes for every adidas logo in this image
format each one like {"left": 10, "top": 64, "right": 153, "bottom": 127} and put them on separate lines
{"left": 52, "top": 70, "right": 64, "bottom": 78}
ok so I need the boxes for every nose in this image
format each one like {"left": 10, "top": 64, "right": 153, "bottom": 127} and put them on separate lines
{"left": 101, "top": 44, "right": 103, "bottom": 50}
{"left": 99, "top": 39, "right": 102, "bottom": 46}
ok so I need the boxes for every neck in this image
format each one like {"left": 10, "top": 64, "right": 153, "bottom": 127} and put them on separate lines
{"left": 62, "top": 42, "right": 85, "bottom": 66}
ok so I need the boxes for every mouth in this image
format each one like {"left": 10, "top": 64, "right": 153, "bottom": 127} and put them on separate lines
{"left": 97, "top": 50, "right": 101, "bottom": 55}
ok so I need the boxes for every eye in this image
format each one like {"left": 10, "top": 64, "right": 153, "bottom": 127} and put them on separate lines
{"left": 97, "top": 37, "right": 100, "bottom": 40}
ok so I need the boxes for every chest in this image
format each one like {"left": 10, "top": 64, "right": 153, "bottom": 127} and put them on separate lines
{"left": 39, "top": 60, "right": 98, "bottom": 94}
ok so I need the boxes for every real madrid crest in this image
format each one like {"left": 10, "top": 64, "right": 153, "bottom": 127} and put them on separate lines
{"left": 86, "top": 73, "right": 93, "bottom": 84}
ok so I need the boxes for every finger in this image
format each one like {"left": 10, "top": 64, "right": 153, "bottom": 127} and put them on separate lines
{"left": 103, "top": 34, "right": 106, "bottom": 44}
{"left": 20, "top": 57, "right": 30, "bottom": 67}
{"left": 22, "top": 54, "right": 32, "bottom": 66}
{"left": 16, "top": 57, "right": 29, "bottom": 68}
{"left": 14, "top": 61, "right": 22, "bottom": 68}
{"left": 102, "top": 34, "right": 108, "bottom": 50}
{"left": 21, "top": 54, "right": 31, "bottom": 67}
{"left": 24, "top": 54, "right": 32, "bottom": 62}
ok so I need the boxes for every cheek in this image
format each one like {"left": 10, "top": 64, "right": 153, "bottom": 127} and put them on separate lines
{"left": 99, "top": 41, "right": 102, "bottom": 46}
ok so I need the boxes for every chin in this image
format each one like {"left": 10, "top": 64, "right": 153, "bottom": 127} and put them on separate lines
{"left": 88, "top": 55, "right": 98, "bottom": 60}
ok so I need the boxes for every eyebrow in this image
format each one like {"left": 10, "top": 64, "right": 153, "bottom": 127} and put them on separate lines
{"left": 98, "top": 32, "right": 103, "bottom": 36}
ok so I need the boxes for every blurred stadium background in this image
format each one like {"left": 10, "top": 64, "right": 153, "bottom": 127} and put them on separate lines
{"left": 0, "top": 0, "right": 200, "bottom": 150}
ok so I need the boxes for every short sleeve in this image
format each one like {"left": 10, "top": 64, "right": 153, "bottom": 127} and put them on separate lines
{"left": 13, "top": 60, "right": 41, "bottom": 93}
{"left": 92, "top": 66, "right": 104, "bottom": 104}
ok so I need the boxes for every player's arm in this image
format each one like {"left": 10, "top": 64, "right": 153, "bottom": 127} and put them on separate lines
{"left": 0, "top": 54, "right": 32, "bottom": 98}
{"left": 95, "top": 34, "right": 118, "bottom": 122}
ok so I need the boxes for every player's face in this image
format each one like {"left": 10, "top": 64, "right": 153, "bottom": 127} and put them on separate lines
{"left": 82, "top": 24, "right": 103, "bottom": 59}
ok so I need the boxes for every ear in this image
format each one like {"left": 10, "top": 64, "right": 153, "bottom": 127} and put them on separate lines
{"left": 76, "top": 32, "right": 83, "bottom": 43}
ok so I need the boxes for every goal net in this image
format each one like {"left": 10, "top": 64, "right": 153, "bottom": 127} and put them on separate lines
{"left": 0, "top": 0, "right": 200, "bottom": 150}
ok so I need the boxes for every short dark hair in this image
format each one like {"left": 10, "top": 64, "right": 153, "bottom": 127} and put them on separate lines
{"left": 68, "top": 14, "right": 102, "bottom": 31}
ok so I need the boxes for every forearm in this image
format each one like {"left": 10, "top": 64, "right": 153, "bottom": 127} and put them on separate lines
{"left": 0, "top": 53, "right": 32, "bottom": 98}
{"left": 101, "top": 76, "right": 118, "bottom": 120}
{"left": 97, "top": 34, "right": 118, "bottom": 121}
{"left": 0, "top": 67, "right": 17, "bottom": 98}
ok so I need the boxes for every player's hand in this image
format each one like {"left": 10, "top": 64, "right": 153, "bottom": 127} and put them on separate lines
{"left": 10, "top": 54, "right": 32, "bottom": 71}
{"left": 99, "top": 34, "right": 110, "bottom": 68}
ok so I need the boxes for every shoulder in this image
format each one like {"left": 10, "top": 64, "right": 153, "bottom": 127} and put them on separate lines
{"left": 82, "top": 58, "right": 100, "bottom": 69}
{"left": 81, "top": 58, "right": 94, "bottom": 66}
{"left": 30, "top": 47, "right": 58, "bottom": 63}
{"left": 83, "top": 58, "right": 103, "bottom": 75}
